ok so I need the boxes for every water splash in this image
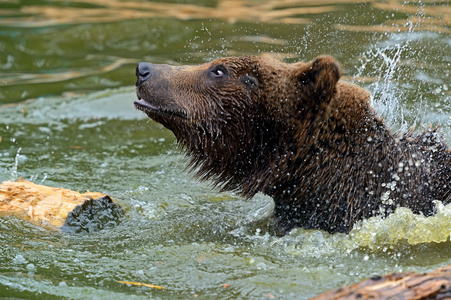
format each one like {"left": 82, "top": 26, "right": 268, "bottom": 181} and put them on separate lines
{"left": 39, "top": 173, "right": 48, "bottom": 185}
{"left": 363, "top": 42, "right": 409, "bottom": 129}
{"left": 9, "top": 147, "right": 21, "bottom": 181}
{"left": 349, "top": 201, "right": 451, "bottom": 248}
{"left": 251, "top": 201, "right": 451, "bottom": 260}
{"left": 355, "top": 6, "right": 427, "bottom": 131}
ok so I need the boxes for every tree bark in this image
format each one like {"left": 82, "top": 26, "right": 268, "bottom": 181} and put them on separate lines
{"left": 312, "top": 264, "right": 451, "bottom": 300}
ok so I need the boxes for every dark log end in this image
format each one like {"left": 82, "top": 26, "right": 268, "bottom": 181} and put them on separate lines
{"left": 61, "top": 196, "right": 124, "bottom": 233}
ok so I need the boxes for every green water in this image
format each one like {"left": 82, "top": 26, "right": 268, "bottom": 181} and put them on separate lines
{"left": 1, "top": 1, "right": 450, "bottom": 299}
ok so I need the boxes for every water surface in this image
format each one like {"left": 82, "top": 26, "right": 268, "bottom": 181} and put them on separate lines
{"left": 0, "top": 1, "right": 450, "bottom": 299}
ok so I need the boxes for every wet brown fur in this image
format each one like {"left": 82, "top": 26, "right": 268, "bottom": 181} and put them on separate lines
{"left": 135, "top": 55, "right": 451, "bottom": 235}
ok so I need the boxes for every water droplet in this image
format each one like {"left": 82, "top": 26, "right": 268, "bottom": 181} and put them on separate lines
{"left": 13, "top": 254, "right": 27, "bottom": 264}
{"left": 256, "top": 262, "right": 267, "bottom": 270}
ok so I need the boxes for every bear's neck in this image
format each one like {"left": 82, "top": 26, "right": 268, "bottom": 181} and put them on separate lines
{"left": 259, "top": 82, "right": 441, "bottom": 234}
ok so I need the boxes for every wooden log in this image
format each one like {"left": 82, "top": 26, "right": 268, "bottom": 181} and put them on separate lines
{"left": 0, "top": 179, "right": 123, "bottom": 233}
{"left": 311, "top": 264, "right": 451, "bottom": 300}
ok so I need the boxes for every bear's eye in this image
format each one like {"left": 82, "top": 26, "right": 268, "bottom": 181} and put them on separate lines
{"left": 209, "top": 66, "right": 228, "bottom": 78}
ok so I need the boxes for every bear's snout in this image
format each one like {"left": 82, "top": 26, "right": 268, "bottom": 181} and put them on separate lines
{"left": 136, "top": 62, "right": 152, "bottom": 86}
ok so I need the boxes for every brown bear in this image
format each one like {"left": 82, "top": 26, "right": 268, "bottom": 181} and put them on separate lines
{"left": 134, "top": 55, "right": 451, "bottom": 235}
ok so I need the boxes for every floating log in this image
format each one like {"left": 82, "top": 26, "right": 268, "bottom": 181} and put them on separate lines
{"left": 312, "top": 264, "right": 451, "bottom": 300}
{"left": 0, "top": 179, "right": 123, "bottom": 233}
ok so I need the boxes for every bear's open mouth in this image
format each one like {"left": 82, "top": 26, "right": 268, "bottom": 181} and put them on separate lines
{"left": 134, "top": 99, "right": 188, "bottom": 119}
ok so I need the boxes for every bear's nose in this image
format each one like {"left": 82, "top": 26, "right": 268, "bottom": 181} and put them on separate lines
{"left": 136, "top": 62, "right": 152, "bottom": 85}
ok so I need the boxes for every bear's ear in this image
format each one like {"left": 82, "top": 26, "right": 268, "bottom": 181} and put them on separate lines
{"left": 295, "top": 56, "right": 341, "bottom": 104}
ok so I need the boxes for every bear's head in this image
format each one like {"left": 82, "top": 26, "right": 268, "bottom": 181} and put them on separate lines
{"left": 135, "top": 56, "right": 341, "bottom": 196}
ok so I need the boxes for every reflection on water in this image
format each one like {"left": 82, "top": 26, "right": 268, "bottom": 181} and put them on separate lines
{"left": 0, "top": 0, "right": 450, "bottom": 299}
{"left": 1, "top": 0, "right": 449, "bottom": 29}
{"left": 0, "top": 0, "right": 449, "bottom": 103}
{"left": 0, "top": 0, "right": 353, "bottom": 26}
{"left": 1, "top": 57, "right": 137, "bottom": 86}
{"left": 338, "top": 1, "right": 450, "bottom": 33}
